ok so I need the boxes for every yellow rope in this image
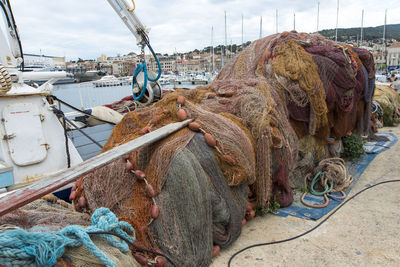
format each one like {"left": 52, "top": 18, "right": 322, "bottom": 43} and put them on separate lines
{"left": 128, "top": 0, "right": 135, "bottom": 12}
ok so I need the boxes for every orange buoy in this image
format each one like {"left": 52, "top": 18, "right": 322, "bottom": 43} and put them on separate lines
{"left": 212, "top": 245, "right": 221, "bottom": 257}
{"left": 207, "top": 93, "right": 216, "bottom": 99}
{"left": 177, "top": 95, "right": 185, "bottom": 105}
{"left": 204, "top": 133, "right": 217, "bottom": 147}
{"left": 133, "top": 254, "right": 148, "bottom": 265}
{"left": 78, "top": 196, "right": 86, "bottom": 207}
{"left": 155, "top": 256, "right": 167, "bottom": 267}
{"left": 188, "top": 122, "right": 201, "bottom": 132}
{"left": 125, "top": 160, "right": 134, "bottom": 170}
{"left": 134, "top": 170, "right": 146, "bottom": 180}
{"left": 151, "top": 205, "right": 160, "bottom": 219}
{"left": 177, "top": 109, "right": 188, "bottom": 121}
{"left": 225, "top": 90, "right": 235, "bottom": 97}
{"left": 139, "top": 126, "right": 150, "bottom": 135}
{"left": 145, "top": 184, "right": 156, "bottom": 198}
{"left": 69, "top": 191, "right": 76, "bottom": 201}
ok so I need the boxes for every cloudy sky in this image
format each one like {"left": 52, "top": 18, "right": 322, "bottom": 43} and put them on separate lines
{"left": 7, "top": 0, "right": 400, "bottom": 61}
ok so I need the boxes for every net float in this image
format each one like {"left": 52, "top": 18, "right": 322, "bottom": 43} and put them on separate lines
{"left": 134, "top": 170, "right": 146, "bottom": 181}
{"left": 125, "top": 160, "right": 134, "bottom": 170}
{"left": 151, "top": 204, "right": 160, "bottom": 219}
{"left": 133, "top": 254, "right": 148, "bottom": 265}
{"left": 188, "top": 121, "right": 201, "bottom": 132}
{"left": 218, "top": 98, "right": 230, "bottom": 104}
{"left": 204, "top": 133, "right": 217, "bottom": 147}
{"left": 78, "top": 196, "right": 86, "bottom": 207}
{"left": 145, "top": 184, "right": 156, "bottom": 198}
{"left": 155, "top": 256, "right": 167, "bottom": 267}
{"left": 177, "top": 109, "right": 188, "bottom": 121}
{"left": 69, "top": 190, "right": 76, "bottom": 201}
{"left": 177, "top": 95, "right": 185, "bottom": 105}
{"left": 139, "top": 126, "right": 150, "bottom": 135}
{"left": 212, "top": 245, "right": 221, "bottom": 257}
{"left": 207, "top": 93, "right": 216, "bottom": 99}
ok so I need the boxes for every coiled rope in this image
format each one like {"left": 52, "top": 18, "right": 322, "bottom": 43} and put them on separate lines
{"left": 0, "top": 207, "right": 135, "bottom": 267}
{"left": 0, "top": 63, "right": 12, "bottom": 95}
{"left": 301, "top": 158, "right": 353, "bottom": 208}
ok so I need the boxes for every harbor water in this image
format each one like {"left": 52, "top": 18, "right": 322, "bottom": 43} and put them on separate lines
{"left": 52, "top": 81, "right": 197, "bottom": 113}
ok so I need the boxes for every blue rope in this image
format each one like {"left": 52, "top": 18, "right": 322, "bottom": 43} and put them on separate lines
{"left": 132, "top": 43, "right": 162, "bottom": 101}
{"left": 0, "top": 207, "right": 135, "bottom": 267}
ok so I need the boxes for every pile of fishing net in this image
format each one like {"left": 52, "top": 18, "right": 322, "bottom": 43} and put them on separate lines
{"left": 372, "top": 84, "right": 400, "bottom": 127}
{"left": 67, "top": 31, "right": 376, "bottom": 266}
{"left": 0, "top": 199, "right": 140, "bottom": 267}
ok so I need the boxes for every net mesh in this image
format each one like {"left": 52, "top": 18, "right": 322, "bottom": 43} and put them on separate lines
{"left": 67, "top": 32, "right": 376, "bottom": 266}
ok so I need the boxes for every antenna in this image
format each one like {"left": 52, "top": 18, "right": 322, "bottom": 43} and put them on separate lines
{"left": 360, "top": 9, "right": 364, "bottom": 46}
{"left": 335, "top": 0, "right": 339, "bottom": 42}
{"left": 259, "top": 16, "right": 263, "bottom": 38}
{"left": 317, "top": 1, "right": 320, "bottom": 32}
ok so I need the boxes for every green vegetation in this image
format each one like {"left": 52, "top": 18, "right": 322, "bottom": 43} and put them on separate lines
{"left": 341, "top": 134, "right": 365, "bottom": 162}
{"left": 319, "top": 24, "right": 400, "bottom": 42}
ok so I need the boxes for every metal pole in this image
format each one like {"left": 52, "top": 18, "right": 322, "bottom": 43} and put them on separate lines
{"left": 360, "top": 9, "right": 364, "bottom": 46}
{"left": 335, "top": 0, "right": 339, "bottom": 42}
{"left": 241, "top": 14, "right": 244, "bottom": 46}
{"left": 317, "top": 1, "right": 320, "bottom": 32}
{"left": 211, "top": 26, "right": 214, "bottom": 73}
{"left": 383, "top": 9, "right": 387, "bottom": 70}
{"left": 276, "top": 9, "right": 278, "bottom": 33}
{"left": 260, "top": 16, "right": 263, "bottom": 38}
{"left": 293, "top": 12, "right": 296, "bottom": 31}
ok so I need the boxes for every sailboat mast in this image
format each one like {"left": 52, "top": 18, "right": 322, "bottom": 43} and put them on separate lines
{"left": 276, "top": 9, "right": 278, "bottom": 33}
{"left": 211, "top": 26, "right": 214, "bottom": 73}
{"left": 383, "top": 9, "right": 387, "bottom": 70}
{"left": 360, "top": 9, "right": 364, "bottom": 46}
{"left": 241, "top": 14, "right": 244, "bottom": 47}
{"left": 317, "top": 1, "right": 320, "bottom": 32}
{"left": 259, "top": 16, "right": 262, "bottom": 38}
{"left": 293, "top": 12, "right": 296, "bottom": 31}
{"left": 335, "top": 0, "right": 339, "bottom": 42}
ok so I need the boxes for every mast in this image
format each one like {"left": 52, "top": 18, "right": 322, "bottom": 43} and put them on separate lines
{"left": 293, "top": 12, "right": 296, "bottom": 31}
{"left": 360, "top": 9, "right": 364, "bottom": 46}
{"left": 317, "top": 1, "right": 320, "bottom": 32}
{"left": 241, "top": 14, "right": 244, "bottom": 47}
{"left": 211, "top": 26, "right": 214, "bottom": 73}
{"left": 335, "top": 0, "right": 339, "bottom": 42}
{"left": 222, "top": 10, "right": 226, "bottom": 68}
{"left": 383, "top": 9, "right": 387, "bottom": 71}
{"left": 259, "top": 16, "right": 263, "bottom": 38}
{"left": 276, "top": 9, "right": 278, "bottom": 33}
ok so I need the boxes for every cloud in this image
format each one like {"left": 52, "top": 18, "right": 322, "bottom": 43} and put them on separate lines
{"left": 8, "top": 0, "right": 400, "bottom": 61}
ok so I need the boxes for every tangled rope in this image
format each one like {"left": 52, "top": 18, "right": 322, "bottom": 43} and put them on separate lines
{"left": 0, "top": 207, "right": 135, "bottom": 267}
{"left": 301, "top": 158, "right": 353, "bottom": 208}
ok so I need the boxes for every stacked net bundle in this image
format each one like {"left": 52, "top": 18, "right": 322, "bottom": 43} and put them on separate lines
{"left": 373, "top": 84, "right": 400, "bottom": 127}
{"left": 68, "top": 32, "right": 375, "bottom": 266}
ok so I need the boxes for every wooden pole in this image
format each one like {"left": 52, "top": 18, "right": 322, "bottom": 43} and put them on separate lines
{"left": 0, "top": 119, "right": 192, "bottom": 217}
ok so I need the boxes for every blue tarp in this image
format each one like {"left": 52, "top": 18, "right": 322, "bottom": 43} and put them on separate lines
{"left": 274, "top": 133, "right": 398, "bottom": 220}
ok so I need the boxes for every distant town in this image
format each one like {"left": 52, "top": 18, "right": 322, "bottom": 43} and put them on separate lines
{"left": 23, "top": 29, "right": 400, "bottom": 79}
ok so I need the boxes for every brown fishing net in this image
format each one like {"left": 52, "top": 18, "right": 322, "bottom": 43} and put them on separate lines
{"left": 69, "top": 32, "right": 375, "bottom": 266}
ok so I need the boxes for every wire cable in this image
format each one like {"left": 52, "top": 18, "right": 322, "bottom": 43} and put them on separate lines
{"left": 50, "top": 95, "right": 116, "bottom": 125}
{"left": 228, "top": 179, "right": 400, "bottom": 267}
{"left": 87, "top": 231, "right": 177, "bottom": 267}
